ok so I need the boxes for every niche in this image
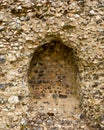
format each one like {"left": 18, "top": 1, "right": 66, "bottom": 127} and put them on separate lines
{"left": 28, "top": 41, "right": 79, "bottom": 115}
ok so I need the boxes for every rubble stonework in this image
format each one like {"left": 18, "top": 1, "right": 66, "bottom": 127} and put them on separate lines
{"left": 0, "top": 0, "right": 104, "bottom": 130}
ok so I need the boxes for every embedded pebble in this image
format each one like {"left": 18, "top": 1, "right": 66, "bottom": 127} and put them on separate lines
{"left": 8, "top": 96, "right": 19, "bottom": 104}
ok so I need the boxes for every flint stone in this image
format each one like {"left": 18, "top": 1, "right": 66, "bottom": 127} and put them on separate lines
{"left": 8, "top": 95, "right": 19, "bottom": 104}
{"left": 0, "top": 26, "right": 5, "bottom": 31}
{"left": 46, "top": 119, "right": 54, "bottom": 125}
{"left": 89, "top": 10, "right": 97, "bottom": 16}
{"left": 0, "top": 13, "right": 3, "bottom": 21}
{"left": 100, "top": 124, "right": 104, "bottom": 130}
{"left": 0, "top": 84, "right": 6, "bottom": 90}
{"left": 20, "top": 118, "right": 27, "bottom": 126}
{"left": 0, "top": 98, "right": 5, "bottom": 104}
{"left": 101, "top": 115, "right": 104, "bottom": 121}
{"left": 0, "top": 55, "right": 6, "bottom": 64}
{"left": 7, "top": 53, "right": 17, "bottom": 61}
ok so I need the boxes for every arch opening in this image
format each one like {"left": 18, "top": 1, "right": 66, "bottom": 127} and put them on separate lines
{"left": 28, "top": 41, "right": 80, "bottom": 116}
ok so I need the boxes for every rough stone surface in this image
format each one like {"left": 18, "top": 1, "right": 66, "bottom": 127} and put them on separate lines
{"left": 0, "top": 0, "right": 104, "bottom": 130}
{"left": 8, "top": 95, "right": 19, "bottom": 104}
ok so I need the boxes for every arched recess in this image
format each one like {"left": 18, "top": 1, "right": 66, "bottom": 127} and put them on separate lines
{"left": 27, "top": 40, "right": 80, "bottom": 115}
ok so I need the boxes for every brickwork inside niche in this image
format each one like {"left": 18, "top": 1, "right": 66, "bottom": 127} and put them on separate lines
{"left": 28, "top": 42, "right": 80, "bottom": 115}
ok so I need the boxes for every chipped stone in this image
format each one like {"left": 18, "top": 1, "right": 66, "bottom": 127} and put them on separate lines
{"left": 20, "top": 118, "right": 27, "bottom": 126}
{"left": 7, "top": 53, "right": 17, "bottom": 61}
{"left": 0, "top": 26, "right": 5, "bottom": 31}
{"left": 0, "top": 13, "right": 4, "bottom": 21}
{"left": 89, "top": 10, "right": 97, "bottom": 16}
{"left": 8, "top": 96, "right": 19, "bottom": 104}
{"left": 0, "top": 84, "right": 6, "bottom": 90}
{"left": 0, "top": 55, "right": 6, "bottom": 64}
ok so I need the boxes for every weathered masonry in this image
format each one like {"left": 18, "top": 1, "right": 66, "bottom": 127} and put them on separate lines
{"left": 28, "top": 42, "right": 78, "bottom": 98}
{"left": 0, "top": 0, "right": 104, "bottom": 130}
{"left": 28, "top": 41, "right": 79, "bottom": 115}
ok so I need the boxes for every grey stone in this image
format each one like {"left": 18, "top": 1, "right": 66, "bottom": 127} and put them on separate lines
{"left": 52, "top": 93, "right": 58, "bottom": 98}
{"left": 20, "top": 17, "right": 26, "bottom": 21}
{"left": 20, "top": 118, "right": 27, "bottom": 126}
{"left": 100, "top": 115, "right": 104, "bottom": 121}
{"left": 100, "top": 124, "right": 104, "bottom": 130}
{"left": 0, "top": 98, "right": 5, "bottom": 104}
{"left": 7, "top": 53, "right": 17, "bottom": 61}
{"left": 0, "top": 55, "right": 6, "bottom": 64}
{"left": 98, "top": 3, "right": 104, "bottom": 8}
{"left": 17, "top": 6, "right": 22, "bottom": 10}
{"left": 0, "top": 84, "right": 6, "bottom": 90}
{"left": 80, "top": 113, "right": 85, "bottom": 119}
{"left": 0, "top": 26, "right": 5, "bottom": 31}
{"left": 89, "top": 10, "right": 97, "bottom": 16}
{"left": 46, "top": 119, "right": 54, "bottom": 126}
{"left": 0, "top": 13, "right": 3, "bottom": 21}
{"left": 36, "top": 118, "right": 43, "bottom": 124}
